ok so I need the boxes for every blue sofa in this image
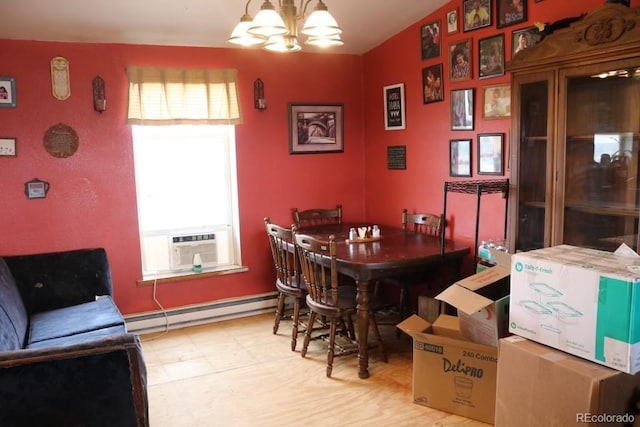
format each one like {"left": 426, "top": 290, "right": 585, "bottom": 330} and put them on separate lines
{"left": 0, "top": 248, "right": 149, "bottom": 427}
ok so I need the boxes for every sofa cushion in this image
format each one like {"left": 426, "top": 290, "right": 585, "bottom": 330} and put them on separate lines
{"left": 26, "top": 325, "right": 127, "bottom": 349}
{"left": 0, "top": 259, "right": 28, "bottom": 350}
{"left": 28, "top": 297, "right": 125, "bottom": 345}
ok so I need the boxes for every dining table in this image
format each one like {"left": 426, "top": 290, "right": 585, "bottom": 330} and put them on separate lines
{"left": 294, "top": 222, "right": 470, "bottom": 379}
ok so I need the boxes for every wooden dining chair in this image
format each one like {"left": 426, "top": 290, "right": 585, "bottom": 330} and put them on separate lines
{"left": 264, "top": 217, "right": 307, "bottom": 351}
{"left": 291, "top": 204, "right": 342, "bottom": 228}
{"left": 294, "top": 229, "right": 387, "bottom": 377}
{"left": 378, "top": 209, "right": 445, "bottom": 321}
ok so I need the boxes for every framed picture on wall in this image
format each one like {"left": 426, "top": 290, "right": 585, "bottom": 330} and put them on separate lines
{"left": 450, "top": 39, "right": 473, "bottom": 82}
{"left": 422, "top": 64, "right": 444, "bottom": 104}
{"left": 0, "top": 77, "right": 16, "bottom": 108}
{"left": 383, "top": 83, "right": 406, "bottom": 130}
{"left": 446, "top": 9, "right": 459, "bottom": 34}
{"left": 421, "top": 20, "right": 441, "bottom": 60}
{"left": 479, "top": 34, "right": 505, "bottom": 79}
{"left": 288, "top": 103, "right": 344, "bottom": 154}
{"left": 478, "top": 133, "right": 504, "bottom": 175}
{"left": 482, "top": 84, "right": 511, "bottom": 119}
{"left": 463, "top": 0, "right": 491, "bottom": 32}
{"left": 497, "top": 0, "right": 527, "bottom": 29}
{"left": 451, "top": 88, "right": 474, "bottom": 130}
{"left": 512, "top": 26, "right": 542, "bottom": 57}
{"left": 450, "top": 139, "right": 472, "bottom": 177}
{"left": 0, "top": 138, "right": 16, "bottom": 156}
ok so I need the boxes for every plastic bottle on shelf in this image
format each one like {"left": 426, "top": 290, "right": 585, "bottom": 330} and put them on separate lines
{"left": 372, "top": 225, "right": 380, "bottom": 238}
{"left": 349, "top": 228, "right": 357, "bottom": 241}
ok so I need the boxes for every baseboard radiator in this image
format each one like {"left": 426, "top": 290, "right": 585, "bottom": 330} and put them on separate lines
{"left": 125, "top": 292, "right": 279, "bottom": 334}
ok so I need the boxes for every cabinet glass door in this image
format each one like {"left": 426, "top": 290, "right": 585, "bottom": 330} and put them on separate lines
{"left": 514, "top": 79, "right": 550, "bottom": 251}
{"left": 562, "top": 64, "right": 640, "bottom": 251}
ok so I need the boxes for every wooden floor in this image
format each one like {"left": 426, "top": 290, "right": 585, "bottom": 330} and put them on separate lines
{"left": 141, "top": 312, "right": 492, "bottom": 426}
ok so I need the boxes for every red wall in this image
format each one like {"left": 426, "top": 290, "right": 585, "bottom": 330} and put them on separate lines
{"left": 362, "top": 0, "right": 634, "bottom": 249}
{"left": 0, "top": 41, "right": 366, "bottom": 315}
{"left": 0, "top": 0, "right": 633, "bottom": 316}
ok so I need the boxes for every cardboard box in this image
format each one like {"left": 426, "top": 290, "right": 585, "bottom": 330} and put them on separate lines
{"left": 496, "top": 336, "right": 640, "bottom": 427}
{"left": 397, "top": 315, "right": 498, "bottom": 424}
{"left": 417, "top": 296, "right": 442, "bottom": 323}
{"left": 509, "top": 245, "right": 640, "bottom": 374}
{"left": 436, "top": 249, "right": 511, "bottom": 346}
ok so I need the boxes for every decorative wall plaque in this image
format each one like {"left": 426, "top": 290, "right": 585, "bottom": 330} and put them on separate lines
{"left": 43, "top": 123, "right": 79, "bottom": 158}
{"left": 387, "top": 145, "right": 407, "bottom": 169}
{"left": 50, "top": 56, "right": 70, "bottom": 100}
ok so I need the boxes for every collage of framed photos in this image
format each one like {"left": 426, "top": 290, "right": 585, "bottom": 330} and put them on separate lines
{"left": 417, "top": 0, "right": 544, "bottom": 177}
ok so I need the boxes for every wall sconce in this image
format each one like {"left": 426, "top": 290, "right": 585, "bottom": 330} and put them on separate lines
{"left": 92, "top": 75, "right": 106, "bottom": 113}
{"left": 254, "top": 78, "right": 266, "bottom": 111}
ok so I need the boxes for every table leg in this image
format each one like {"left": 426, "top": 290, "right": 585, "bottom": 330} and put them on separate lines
{"left": 356, "top": 279, "right": 370, "bottom": 379}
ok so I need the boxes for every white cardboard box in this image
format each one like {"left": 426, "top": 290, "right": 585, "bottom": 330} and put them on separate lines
{"left": 509, "top": 244, "right": 640, "bottom": 374}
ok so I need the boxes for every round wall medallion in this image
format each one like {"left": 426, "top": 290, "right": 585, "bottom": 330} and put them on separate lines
{"left": 43, "top": 122, "right": 79, "bottom": 158}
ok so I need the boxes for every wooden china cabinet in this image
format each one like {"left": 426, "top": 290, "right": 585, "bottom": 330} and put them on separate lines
{"left": 507, "top": 3, "right": 640, "bottom": 253}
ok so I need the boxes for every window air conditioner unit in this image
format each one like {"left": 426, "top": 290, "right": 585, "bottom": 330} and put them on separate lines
{"left": 170, "top": 233, "right": 218, "bottom": 271}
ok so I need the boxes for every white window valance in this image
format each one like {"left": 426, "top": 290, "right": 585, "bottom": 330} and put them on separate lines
{"left": 127, "top": 67, "right": 242, "bottom": 125}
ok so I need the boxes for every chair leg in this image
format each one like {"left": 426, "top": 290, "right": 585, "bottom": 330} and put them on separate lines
{"left": 370, "top": 315, "right": 388, "bottom": 363}
{"left": 301, "top": 311, "right": 316, "bottom": 358}
{"left": 327, "top": 319, "right": 337, "bottom": 378}
{"left": 273, "top": 292, "right": 286, "bottom": 335}
{"left": 291, "top": 297, "right": 302, "bottom": 351}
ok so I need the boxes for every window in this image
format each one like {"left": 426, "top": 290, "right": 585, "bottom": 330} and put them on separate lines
{"left": 127, "top": 66, "right": 243, "bottom": 278}
{"left": 132, "top": 125, "right": 241, "bottom": 277}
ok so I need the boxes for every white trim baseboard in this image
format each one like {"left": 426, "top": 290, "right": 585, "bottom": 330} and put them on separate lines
{"left": 125, "top": 292, "right": 278, "bottom": 334}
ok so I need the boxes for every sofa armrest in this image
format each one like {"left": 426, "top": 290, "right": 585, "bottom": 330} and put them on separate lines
{"left": 0, "top": 333, "right": 149, "bottom": 427}
{"left": 3, "top": 248, "right": 114, "bottom": 314}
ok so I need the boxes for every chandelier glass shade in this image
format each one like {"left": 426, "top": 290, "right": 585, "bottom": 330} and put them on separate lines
{"left": 228, "top": 0, "right": 343, "bottom": 52}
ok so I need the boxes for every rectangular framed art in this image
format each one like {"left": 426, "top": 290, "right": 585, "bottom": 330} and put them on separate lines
{"left": 482, "top": 84, "right": 511, "bottom": 119}
{"left": 497, "top": 0, "right": 527, "bottom": 29}
{"left": 422, "top": 64, "right": 444, "bottom": 104}
{"left": 446, "top": 9, "right": 459, "bottom": 34}
{"left": 463, "top": 0, "right": 491, "bottom": 32}
{"left": 0, "top": 138, "right": 16, "bottom": 156}
{"left": 512, "top": 26, "right": 542, "bottom": 57}
{"left": 421, "top": 20, "right": 441, "bottom": 60}
{"left": 0, "top": 77, "right": 16, "bottom": 108}
{"left": 451, "top": 88, "right": 474, "bottom": 131}
{"left": 384, "top": 84, "right": 406, "bottom": 130}
{"left": 450, "top": 139, "right": 472, "bottom": 177}
{"left": 478, "top": 133, "right": 504, "bottom": 175}
{"left": 479, "top": 34, "right": 505, "bottom": 79}
{"left": 288, "top": 103, "right": 343, "bottom": 154}
{"left": 450, "top": 39, "right": 473, "bottom": 82}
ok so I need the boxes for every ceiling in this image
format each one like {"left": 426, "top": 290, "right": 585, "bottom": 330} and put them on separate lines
{"left": 0, "top": 0, "right": 448, "bottom": 55}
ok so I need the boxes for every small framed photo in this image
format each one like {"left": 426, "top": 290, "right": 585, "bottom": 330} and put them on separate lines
{"left": 497, "top": 0, "right": 527, "bottom": 29}
{"left": 482, "top": 84, "right": 511, "bottom": 119}
{"left": 446, "top": 9, "right": 459, "bottom": 34}
{"left": 450, "top": 39, "right": 473, "bottom": 82}
{"left": 478, "top": 133, "right": 505, "bottom": 175}
{"left": 288, "top": 103, "right": 344, "bottom": 154}
{"left": 422, "top": 64, "right": 444, "bottom": 104}
{"left": 451, "top": 88, "right": 474, "bottom": 131}
{"left": 384, "top": 83, "right": 406, "bottom": 130}
{"left": 450, "top": 139, "right": 472, "bottom": 177}
{"left": 421, "top": 20, "right": 441, "bottom": 60}
{"left": 0, "top": 77, "right": 16, "bottom": 108}
{"left": 0, "top": 138, "right": 16, "bottom": 156}
{"left": 463, "top": 0, "right": 492, "bottom": 32}
{"left": 512, "top": 26, "right": 542, "bottom": 57}
{"left": 479, "top": 34, "right": 505, "bottom": 79}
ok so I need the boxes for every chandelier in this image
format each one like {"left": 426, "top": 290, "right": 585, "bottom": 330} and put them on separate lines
{"left": 228, "top": 0, "right": 343, "bottom": 52}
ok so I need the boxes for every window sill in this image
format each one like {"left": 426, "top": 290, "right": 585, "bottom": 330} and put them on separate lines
{"left": 136, "top": 265, "right": 249, "bottom": 287}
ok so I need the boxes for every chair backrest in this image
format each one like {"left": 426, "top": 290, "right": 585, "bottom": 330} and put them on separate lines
{"left": 293, "top": 229, "right": 339, "bottom": 307}
{"left": 401, "top": 209, "right": 444, "bottom": 237}
{"left": 264, "top": 217, "right": 300, "bottom": 290}
{"left": 291, "top": 204, "right": 343, "bottom": 228}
